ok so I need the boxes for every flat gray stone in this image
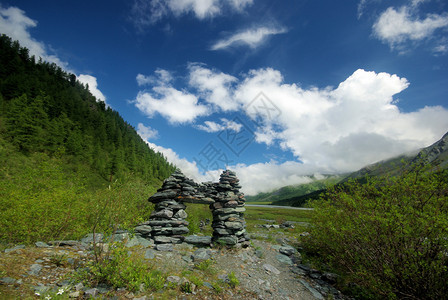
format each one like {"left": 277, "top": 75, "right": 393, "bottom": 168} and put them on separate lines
{"left": 0, "top": 277, "right": 16, "bottom": 284}
{"left": 215, "top": 236, "right": 238, "bottom": 245}
{"left": 166, "top": 276, "right": 181, "bottom": 285}
{"left": 184, "top": 235, "right": 212, "bottom": 246}
{"left": 192, "top": 248, "right": 211, "bottom": 262}
{"left": 35, "top": 241, "right": 49, "bottom": 248}
{"left": 4, "top": 245, "right": 25, "bottom": 253}
{"left": 28, "top": 264, "right": 42, "bottom": 276}
{"left": 298, "top": 279, "right": 324, "bottom": 299}
{"left": 263, "top": 263, "right": 280, "bottom": 275}
{"left": 154, "top": 236, "right": 180, "bottom": 244}
{"left": 134, "top": 225, "right": 152, "bottom": 235}
{"left": 81, "top": 233, "right": 104, "bottom": 244}
{"left": 144, "top": 249, "right": 156, "bottom": 259}
{"left": 85, "top": 288, "right": 99, "bottom": 298}
{"left": 224, "top": 221, "right": 243, "bottom": 230}
{"left": 279, "top": 245, "right": 297, "bottom": 256}
{"left": 156, "top": 244, "right": 173, "bottom": 251}
{"left": 276, "top": 254, "right": 293, "bottom": 265}
{"left": 173, "top": 209, "right": 188, "bottom": 219}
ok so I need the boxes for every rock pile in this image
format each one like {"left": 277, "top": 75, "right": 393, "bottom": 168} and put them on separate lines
{"left": 135, "top": 169, "right": 249, "bottom": 247}
{"left": 210, "top": 170, "right": 249, "bottom": 246}
{"left": 135, "top": 170, "right": 193, "bottom": 244}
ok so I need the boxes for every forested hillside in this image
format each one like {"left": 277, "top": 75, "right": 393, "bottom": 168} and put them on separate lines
{"left": 0, "top": 35, "right": 176, "bottom": 243}
{"left": 0, "top": 34, "right": 175, "bottom": 182}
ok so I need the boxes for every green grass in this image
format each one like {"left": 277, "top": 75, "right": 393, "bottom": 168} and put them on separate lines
{"left": 245, "top": 206, "right": 313, "bottom": 241}
{"left": 245, "top": 206, "right": 312, "bottom": 223}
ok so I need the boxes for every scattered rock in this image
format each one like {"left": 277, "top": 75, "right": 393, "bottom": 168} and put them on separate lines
{"left": 263, "top": 264, "right": 280, "bottom": 275}
{"left": 144, "top": 249, "right": 156, "bottom": 260}
{"left": 166, "top": 276, "right": 181, "bottom": 285}
{"left": 192, "top": 248, "right": 211, "bottom": 262}
{"left": 184, "top": 235, "right": 211, "bottom": 246}
{"left": 0, "top": 277, "right": 16, "bottom": 284}
{"left": 28, "top": 264, "right": 43, "bottom": 276}
{"left": 279, "top": 245, "right": 297, "bottom": 256}
{"left": 276, "top": 254, "right": 293, "bottom": 266}
{"left": 155, "top": 244, "right": 173, "bottom": 251}
{"left": 4, "top": 245, "right": 25, "bottom": 253}
{"left": 85, "top": 287, "right": 99, "bottom": 298}
{"left": 35, "top": 241, "right": 49, "bottom": 248}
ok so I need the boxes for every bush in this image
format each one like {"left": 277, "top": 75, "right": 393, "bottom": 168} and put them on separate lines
{"left": 73, "top": 242, "right": 166, "bottom": 292}
{"left": 304, "top": 169, "right": 448, "bottom": 299}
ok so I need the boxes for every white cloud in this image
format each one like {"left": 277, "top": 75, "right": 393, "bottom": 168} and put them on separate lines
{"left": 131, "top": 0, "right": 253, "bottom": 28}
{"left": 229, "top": 0, "right": 253, "bottom": 11}
{"left": 372, "top": 4, "right": 448, "bottom": 51}
{"left": 195, "top": 118, "right": 242, "bottom": 133}
{"left": 188, "top": 64, "right": 238, "bottom": 111}
{"left": 0, "top": 5, "right": 69, "bottom": 69}
{"left": 135, "top": 88, "right": 209, "bottom": 124}
{"left": 137, "top": 123, "right": 159, "bottom": 140}
{"left": 136, "top": 65, "right": 448, "bottom": 175}
{"left": 77, "top": 74, "right": 107, "bottom": 104}
{"left": 134, "top": 70, "right": 209, "bottom": 124}
{"left": 211, "top": 26, "right": 287, "bottom": 50}
{"left": 232, "top": 161, "right": 322, "bottom": 195}
{"left": 233, "top": 67, "right": 448, "bottom": 172}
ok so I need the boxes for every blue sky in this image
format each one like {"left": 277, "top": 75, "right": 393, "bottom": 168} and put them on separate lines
{"left": 1, "top": 0, "right": 448, "bottom": 194}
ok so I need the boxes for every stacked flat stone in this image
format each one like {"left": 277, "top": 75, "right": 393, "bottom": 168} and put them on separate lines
{"left": 210, "top": 170, "right": 249, "bottom": 246}
{"left": 134, "top": 169, "right": 193, "bottom": 244}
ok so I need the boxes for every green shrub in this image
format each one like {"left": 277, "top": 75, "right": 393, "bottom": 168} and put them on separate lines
{"left": 304, "top": 169, "right": 448, "bottom": 299}
{"left": 228, "top": 271, "right": 239, "bottom": 288}
{"left": 73, "top": 242, "right": 166, "bottom": 292}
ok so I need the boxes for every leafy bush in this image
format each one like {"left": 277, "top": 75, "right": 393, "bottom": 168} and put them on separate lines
{"left": 304, "top": 169, "right": 448, "bottom": 299}
{"left": 74, "top": 242, "right": 166, "bottom": 292}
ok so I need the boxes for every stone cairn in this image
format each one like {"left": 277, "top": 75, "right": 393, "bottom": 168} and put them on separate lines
{"left": 134, "top": 169, "right": 249, "bottom": 247}
{"left": 210, "top": 170, "right": 249, "bottom": 246}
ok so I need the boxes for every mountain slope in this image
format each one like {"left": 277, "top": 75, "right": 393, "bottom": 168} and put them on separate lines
{"left": 0, "top": 35, "right": 176, "bottom": 243}
{"left": 270, "top": 131, "right": 448, "bottom": 207}
{"left": 246, "top": 175, "right": 344, "bottom": 205}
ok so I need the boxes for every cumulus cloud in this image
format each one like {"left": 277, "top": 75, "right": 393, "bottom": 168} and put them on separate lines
{"left": 146, "top": 141, "right": 206, "bottom": 182}
{"left": 134, "top": 64, "right": 448, "bottom": 192}
{"left": 233, "top": 68, "right": 448, "bottom": 172}
{"left": 131, "top": 0, "right": 253, "bottom": 28}
{"left": 137, "top": 123, "right": 159, "bottom": 140}
{"left": 77, "top": 74, "right": 107, "bottom": 103}
{"left": 211, "top": 26, "right": 287, "bottom": 50}
{"left": 195, "top": 118, "right": 242, "bottom": 133}
{"left": 134, "top": 70, "right": 209, "bottom": 124}
{"left": 188, "top": 64, "right": 238, "bottom": 111}
{"left": 372, "top": 3, "right": 448, "bottom": 52}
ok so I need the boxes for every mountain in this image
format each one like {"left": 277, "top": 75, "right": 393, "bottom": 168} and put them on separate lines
{"left": 269, "top": 131, "right": 448, "bottom": 207}
{"left": 246, "top": 174, "right": 344, "bottom": 205}
{"left": 0, "top": 35, "right": 176, "bottom": 243}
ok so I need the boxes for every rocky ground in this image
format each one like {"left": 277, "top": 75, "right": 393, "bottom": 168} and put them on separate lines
{"left": 0, "top": 232, "right": 346, "bottom": 300}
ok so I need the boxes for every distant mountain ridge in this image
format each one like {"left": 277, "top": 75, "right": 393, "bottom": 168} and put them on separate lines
{"left": 265, "top": 131, "right": 448, "bottom": 207}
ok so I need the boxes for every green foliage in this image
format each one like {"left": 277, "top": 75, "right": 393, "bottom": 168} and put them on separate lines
{"left": 304, "top": 169, "right": 448, "bottom": 299}
{"left": 0, "top": 139, "right": 157, "bottom": 243}
{"left": 228, "top": 271, "right": 239, "bottom": 288}
{"left": 246, "top": 175, "right": 343, "bottom": 207}
{"left": 73, "top": 242, "right": 166, "bottom": 293}
{"left": 185, "top": 203, "right": 213, "bottom": 235}
{"left": 0, "top": 34, "right": 176, "bottom": 184}
{"left": 194, "top": 259, "right": 214, "bottom": 271}
{"left": 0, "top": 35, "right": 175, "bottom": 244}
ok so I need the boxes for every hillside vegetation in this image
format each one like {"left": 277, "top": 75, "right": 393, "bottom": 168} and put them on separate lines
{"left": 0, "top": 35, "right": 176, "bottom": 243}
{"left": 245, "top": 175, "right": 343, "bottom": 206}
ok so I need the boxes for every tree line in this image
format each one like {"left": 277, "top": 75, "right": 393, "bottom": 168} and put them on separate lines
{"left": 0, "top": 34, "right": 176, "bottom": 183}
